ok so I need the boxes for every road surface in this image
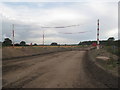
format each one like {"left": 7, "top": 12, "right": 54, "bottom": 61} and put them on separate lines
{"left": 3, "top": 50, "right": 107, "bottom": 88}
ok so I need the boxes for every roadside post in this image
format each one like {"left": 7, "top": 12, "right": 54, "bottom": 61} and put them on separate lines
{"left": 12, "top": 24, "right": 15, "bottom": 48}
{"left": 97, "top": 19, "right": 100, "bottom": 50}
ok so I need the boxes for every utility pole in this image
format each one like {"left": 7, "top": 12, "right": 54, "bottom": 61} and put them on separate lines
{"left": 12, "top": 24, "right": 15, "bottom": 47}
{"left": 97, "top": 19, "right": 100, "bottom": 49}
{"left": 43, "top": 30, "right": 44, "bottom": 45}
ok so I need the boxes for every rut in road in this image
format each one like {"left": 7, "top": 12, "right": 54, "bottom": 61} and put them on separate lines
{"left": 3, "top": 51, "right": 107, "bottom": 88}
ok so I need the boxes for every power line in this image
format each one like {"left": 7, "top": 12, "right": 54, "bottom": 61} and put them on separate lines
{"left": 41, "top": 24, "right": 81, "bottom": 45}
{"left": 41, "top": 24, "right": 81, "bottom": 28}
{"left": 59, "top": 31, "right": 88, "bottom": 34}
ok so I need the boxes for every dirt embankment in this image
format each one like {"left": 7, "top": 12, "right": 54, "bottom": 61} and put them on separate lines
{"left": 2, "top": 46, "right": 88, "bottom": 60}
{"left": 83, "top": 48, "right": 119, "bottom": 88}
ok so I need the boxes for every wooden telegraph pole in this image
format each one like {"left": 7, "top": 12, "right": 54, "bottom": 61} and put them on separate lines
{"left": 43, "top": 30, "right": 44, "bottom": 45}
{"left": 12, "top": 24, "right": 15, "bottom": 47}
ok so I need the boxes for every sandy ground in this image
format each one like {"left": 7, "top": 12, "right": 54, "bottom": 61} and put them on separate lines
{"left": 2, "top": 47, "right": 77, "bottom": 60}
{"left": 2, "top": 50, "right": 107, "bottom": 88}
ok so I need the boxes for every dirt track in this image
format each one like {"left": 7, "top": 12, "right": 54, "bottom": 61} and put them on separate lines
{"left": 3, "top": 50, "right": 107, "bottom": 88}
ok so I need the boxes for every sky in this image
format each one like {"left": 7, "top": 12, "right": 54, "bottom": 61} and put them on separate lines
{"left": 0, "top": 0, "right": 119, "bottom": 45}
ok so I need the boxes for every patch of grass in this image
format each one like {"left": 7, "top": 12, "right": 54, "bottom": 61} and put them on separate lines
{"left": 104, "top": 46, "right": 119, "bottom": 56}
{"left": 105, "top": 59, "right": 119, "bottom": 69}
{"left": 90, "top": 48, "right": 119, "bottom": 76}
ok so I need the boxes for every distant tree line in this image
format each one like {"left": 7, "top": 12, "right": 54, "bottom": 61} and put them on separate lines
{"left": 2, "top": 38, "right": 29, "bottom": 46}
{"left": 1, "top": 37, "right": 120, "bottom": 47}
{"left": 78, "top": 37, "right": 119, "bottom": 47}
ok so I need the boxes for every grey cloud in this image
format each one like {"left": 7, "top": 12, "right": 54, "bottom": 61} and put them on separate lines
{"left": 1, "top": 2, "right": 118, "bottom": 44}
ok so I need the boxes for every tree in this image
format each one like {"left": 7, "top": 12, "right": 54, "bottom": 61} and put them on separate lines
{"left": 107, "top": 37, "right": 115, "bottom": 45}
{"left": 33, "top": 43, "right": 37, "bottom": 46}
{"left": 78, "top": 42, "right": 82, "bottom": 45}
{"left": 0, "top": 42, "right": 2, "bottom": 47}
{"left": 15, "top": 43, "right": 20, "bottom": 46}
{"left": 2, "top": 38, "right": 12, "bottom": 46}
{"left": 20, "top": 41, "right": 26, "bottom": 46}
{"left": 108, "top": 37, "right": 115, "bottom": 41}
{"left": 51, "top": 42, "right": 58, "bottom": 46}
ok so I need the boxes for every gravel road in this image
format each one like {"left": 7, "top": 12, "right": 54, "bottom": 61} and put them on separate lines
{"left": 3, "top": 50, "right": 107, "bottom": 88}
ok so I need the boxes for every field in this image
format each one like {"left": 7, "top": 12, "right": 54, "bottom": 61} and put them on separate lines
{"left": 2, "top": 45, "right": 88, "bottom": 60}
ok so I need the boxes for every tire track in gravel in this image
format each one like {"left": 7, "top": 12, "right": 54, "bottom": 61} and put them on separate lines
{"left": 3, "top": 51, "right": 78, "bottom": 88}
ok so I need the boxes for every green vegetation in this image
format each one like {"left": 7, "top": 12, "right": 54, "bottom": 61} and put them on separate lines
{"left": 51, "top": 42, "right": 58, "bottom": 46}
{"left": 78, "top": 37, "right": 119, "bottom": 56}
{"left": 104, "top": 46, "right": 119, "bottom": 56}
{"left": 2, "top": 38, "right": 12, "bottom": 46}
{"left": 1, "top": 37, "right": 120, "bottom": 55}
{"left": 89, "top": 48, "right": 119, "bottom": 76}
{"left": 105, "top": 59, "right": 119, "bottom": 70}
{"left": 20, "top": 41, "right": 26, "bottom": 46}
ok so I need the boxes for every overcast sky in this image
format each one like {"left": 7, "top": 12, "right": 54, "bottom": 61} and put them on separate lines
{"left": 0, "top": 0, "right": 119, "bottom": 44}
